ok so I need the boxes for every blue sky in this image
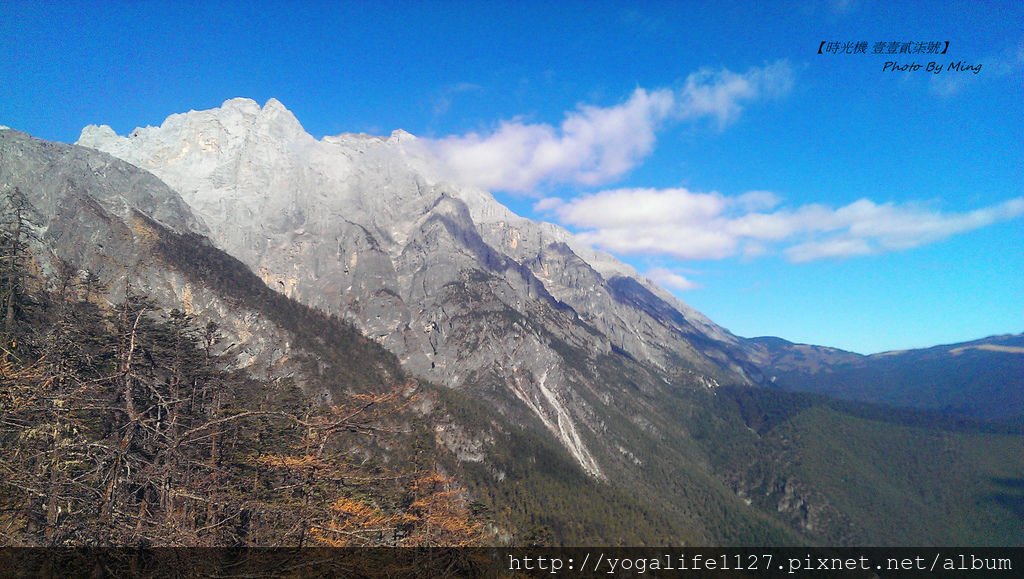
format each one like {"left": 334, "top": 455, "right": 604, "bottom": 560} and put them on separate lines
{"left": 2, "top": 1, "right": 1021, "bottom": 353}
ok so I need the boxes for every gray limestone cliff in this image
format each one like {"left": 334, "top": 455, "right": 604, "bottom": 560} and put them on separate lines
{"left": 0, "top": 128, "right": 337, "bottom": 390}
{"left": 76, "top": 99, "right": 761, "bottom": 477}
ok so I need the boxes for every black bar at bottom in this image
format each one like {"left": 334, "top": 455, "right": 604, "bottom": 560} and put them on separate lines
{"left": 0, "top": 547, "right": 1020, "bottom": 578}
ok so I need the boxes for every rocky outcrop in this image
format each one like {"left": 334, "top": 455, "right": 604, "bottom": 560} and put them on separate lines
{"left": 74, "top": 98, "right": 765, "bottom": 477}
{"left": 0, "top": 129, "right": 320, "bottom": 388}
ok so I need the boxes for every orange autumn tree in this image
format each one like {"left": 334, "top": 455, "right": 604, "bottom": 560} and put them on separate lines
{"left": 310, "top": 469, "right": 483, "bottom": 547}
{"left": 0, "top": 227, "right": 485, "bottom": 548}
{"left": 245, "top": 384, "right": 482, "bottom": 547}
{"left": 308, "top": 496, "right": 415, "bottom": 547}
{"left": 246, "top": 388, "right": 411, "bottom": 546}
{"left": 402, "top": 470, "right": 483, "bottom": 547}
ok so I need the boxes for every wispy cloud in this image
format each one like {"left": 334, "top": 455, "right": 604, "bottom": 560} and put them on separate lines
{"left": 537, "top": 188, "right": 1024, "bottom": 263}
{"left": 930, "top": 42, "right": 1024, "bottom": 97}
{"left": 432, "top": 82, "right": 483, "bottom": 117}
{"left": 675, "top": 60, "right": 793, "bottom": 127}
{"left": 424, "top": 61, "right": 793, "bottom": 193}
{"left": 829, "top": 0, "right": 859, "bottom": 14}
{"left": 645, "top": 267, "right": 701, "bottom": 291}
{"left": 426, "top": 87, "right": 674, "bottom": 193}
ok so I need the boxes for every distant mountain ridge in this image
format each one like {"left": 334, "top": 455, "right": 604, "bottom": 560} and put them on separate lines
{"left": 753, "top": 333, "right": 1024, "bottom": 420}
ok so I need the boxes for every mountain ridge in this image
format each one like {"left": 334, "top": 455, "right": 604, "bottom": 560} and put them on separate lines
{"left": 75, "top": 97, "right": 761, "bottom": 477}
{"left": 753, "top": 332, "right": 1024, "bottom": 420}
{"left": 71, "top": 96, "right": 1023, "bottom": 451}
{"left": 3, "top": 122, "right": 1022, "bottom": 546}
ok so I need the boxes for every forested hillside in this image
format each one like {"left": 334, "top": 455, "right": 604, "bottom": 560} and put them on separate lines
{"left": 0, "top": 187, "right": 482, "bottom": 546}
{"left": 751, "top": 335, "right": 1024, "bottom": 421}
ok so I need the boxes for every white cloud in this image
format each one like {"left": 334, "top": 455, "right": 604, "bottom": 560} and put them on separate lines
{"left": 427, "top": 87, "right": 673, "bottom": 192}
{"left": 425, "top": 61, "right": 793, "bottom": 193}
{"left": 645, "top": 267, "right": 701, "bottom": 291}
{"left": 540, "top": 188, "right": 1024, "bottom": 263}
{"left": 532, "top": 197, "right": 564, "bottom": 212}
{"left": 676, "top": 60, "right": 794, "bottom": 127}
{"left": 735, "top": 190, "right": 782, "bottom": 212}
{"left": 576, "top": 224, "right": 739, "bottom": 260}
{"left": 785, "top": 236, "right": 873, "bottom": 262}
{"left": 556, "top": 188, "right": 727, "bottom": 228}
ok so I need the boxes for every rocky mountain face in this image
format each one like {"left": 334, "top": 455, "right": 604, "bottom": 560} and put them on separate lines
{"left": 4, "top": 102, "right": 1021, "bottom": 547}
{"left": 1, "top": 118, "right": 787, "bottom": 545}
{"left": 77, "top": 98, "right": 761, "bottom": 478}
{"left": 0, "top": 129, "right": 499, "bottom": 548}
{"left": 0, "top": 128, "right": 399, "bottom": 400}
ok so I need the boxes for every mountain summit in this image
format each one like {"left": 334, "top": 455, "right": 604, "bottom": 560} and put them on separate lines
{"left": 78, "top": 98, "right": 760, "bottom": 477}
{"left": 1, "top": 110, "right": 1019, "bottom": 546}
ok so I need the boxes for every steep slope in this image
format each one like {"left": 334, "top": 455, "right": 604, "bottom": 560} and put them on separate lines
{"left": 68, "top": 101, "right": 1024, "bottom": 546}
{"left": 714, "top": 387, "right": 1024, "bottom": 545}
{"left": 77, "top": 98, "right": 759, "bottom": 479}
{"left": 0, "top": 127, "right": 796, "bottom": 545}
{"left": 0, "top": 127, "right": 400, "bottom": 402}
{"left": 0, "top": 126, "right": 794, "bottom": 544}
{"left": 751, "top": 334, "right": 1024, "bottom": 421}
{"left": 0, "top": 128, "right": 488, "bottom": 547}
